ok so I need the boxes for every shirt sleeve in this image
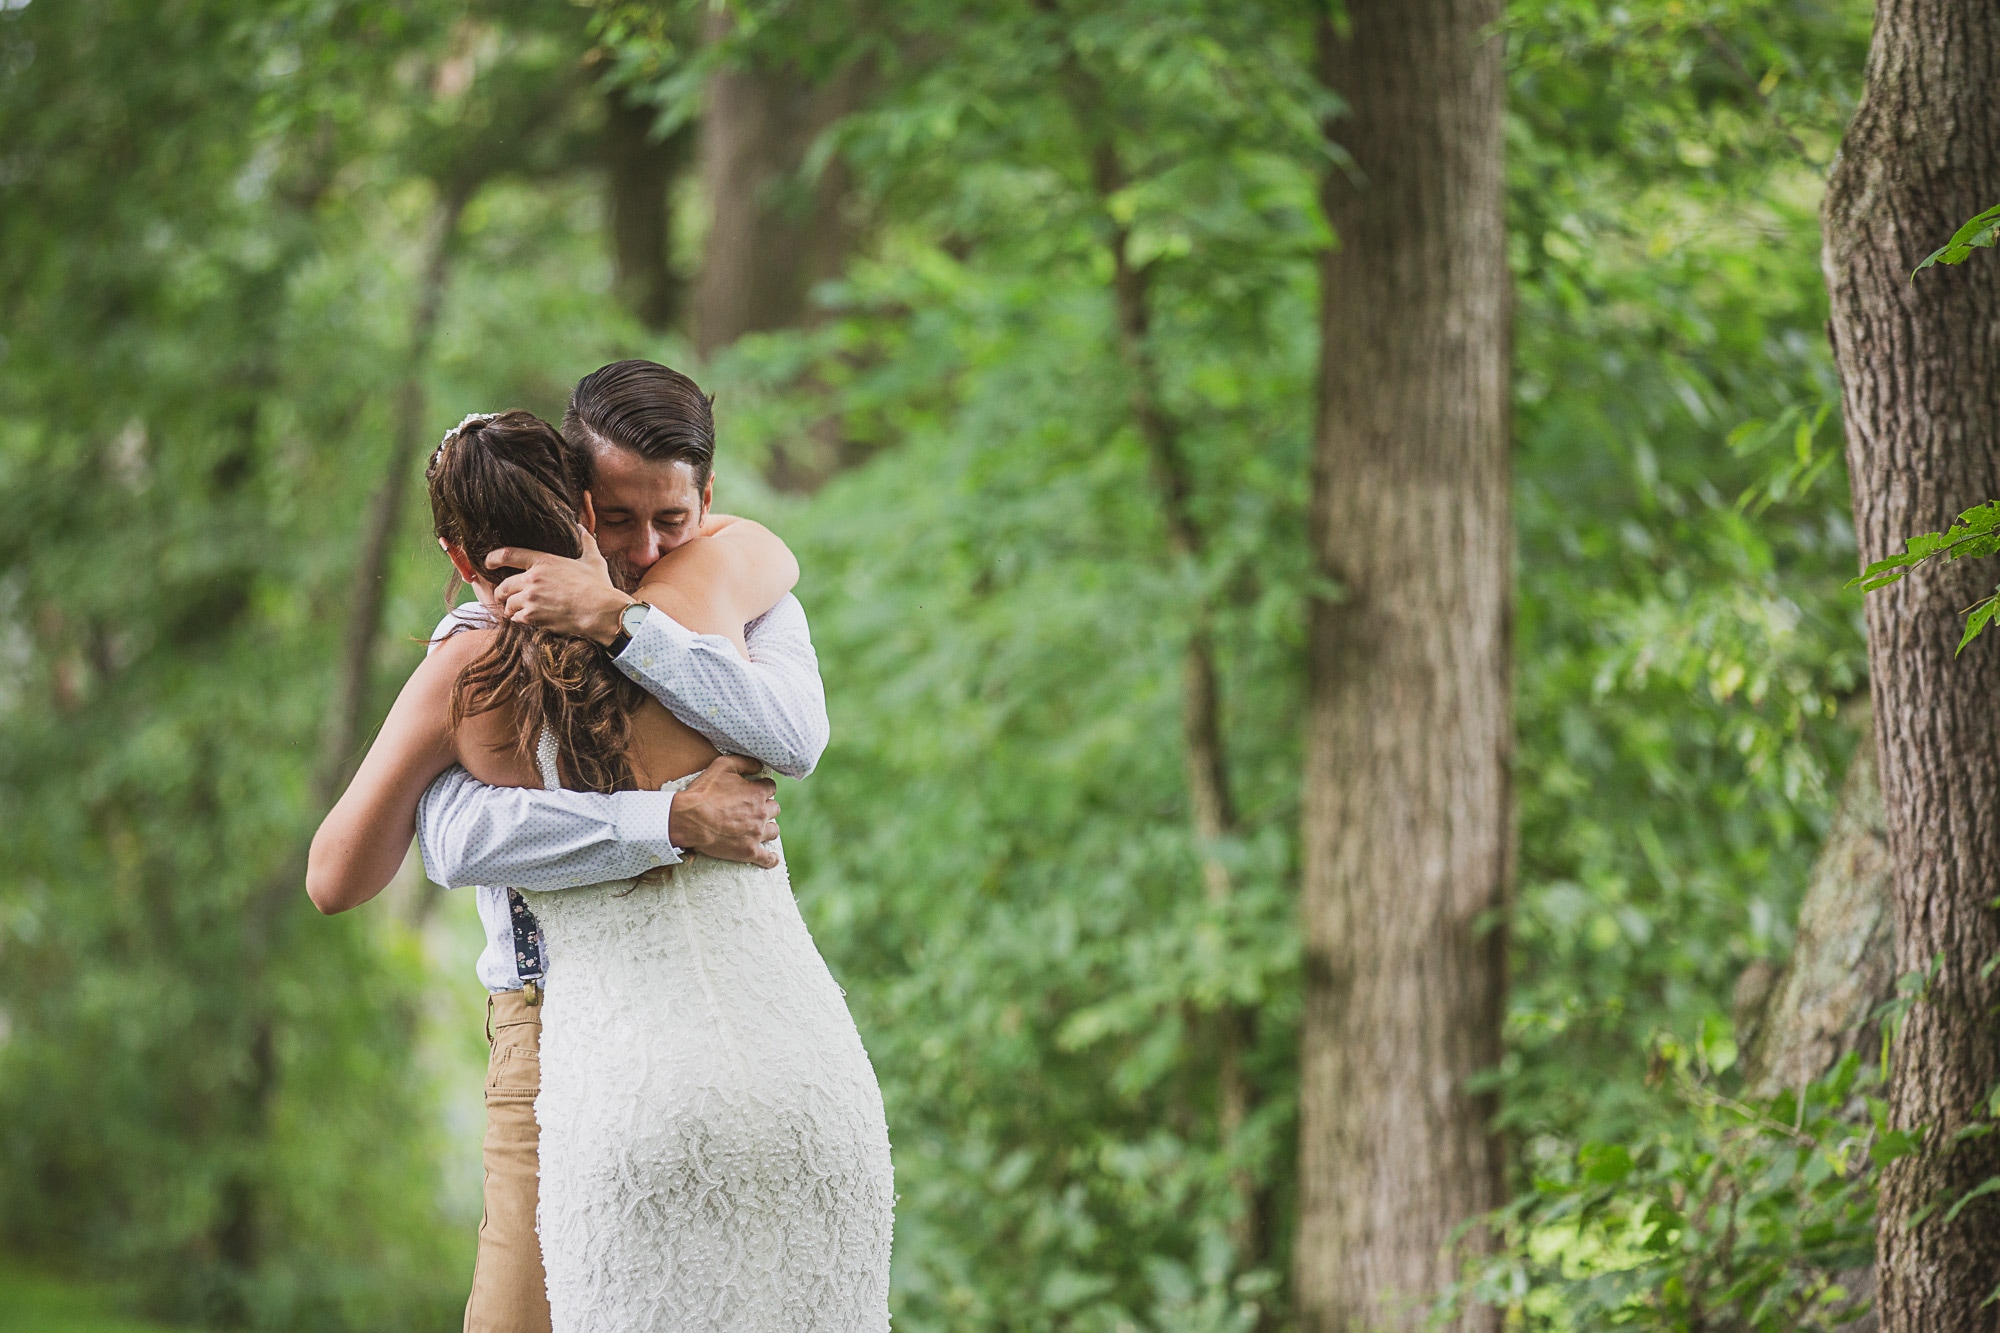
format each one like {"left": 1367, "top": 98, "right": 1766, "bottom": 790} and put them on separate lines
{"left": 415, "top": 765, "right": 683, "bottom": 892}
{"left": 612, "top": 593, "right": 831, "bottom": 780}
{"left": 414, "top": 601, "right": 681, "bottom": 891}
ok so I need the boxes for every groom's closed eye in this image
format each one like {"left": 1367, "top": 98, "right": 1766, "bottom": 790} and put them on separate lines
{"left": 598, "top": 512, "right": 689, "bottom": 530}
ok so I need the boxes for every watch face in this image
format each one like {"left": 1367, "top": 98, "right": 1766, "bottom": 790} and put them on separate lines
{"left": 622, "top": 602, "right": 650, "bottom": 636}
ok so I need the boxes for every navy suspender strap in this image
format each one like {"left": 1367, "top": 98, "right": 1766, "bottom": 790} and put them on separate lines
{"left": 508, "top": 888, "right": 547, "bottom": 1006}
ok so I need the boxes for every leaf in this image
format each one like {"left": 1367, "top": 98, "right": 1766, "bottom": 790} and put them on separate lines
{"left": 1872, "top": 1127, "right": 1923, "bottom": 1169}
{"left": 1913, "top": 203, "right": 2000, "bottom": 277}
{"left": 1957, "top": 592, "right": 2000, "bottom": 656}
{"left": 1942, "top": 1175, "right": 2000, "bottom": 1226}
{"left": 1579, "top": 1142, "right": 1635, "bottom": 1185}
{"left": 1854, "top": 507, "right": 2000, "bottom": 649}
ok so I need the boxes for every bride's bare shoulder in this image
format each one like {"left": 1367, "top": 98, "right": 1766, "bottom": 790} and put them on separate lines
{"left": 393, "top": 624, "right": 496, "bottom": 710}
{"left": 421, "top": 627, "right": 542, "bottom": 787}
{"left": 426, "top": 623, "right": 499, "bottom": 668}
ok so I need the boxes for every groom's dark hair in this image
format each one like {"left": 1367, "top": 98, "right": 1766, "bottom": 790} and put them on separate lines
{"left": 563, "top": 359, "right": 716, "bottom": 487}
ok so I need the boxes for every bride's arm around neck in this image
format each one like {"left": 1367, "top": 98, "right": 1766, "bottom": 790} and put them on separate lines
{"left": 634, "top": 517, "right": 798, "bottom": 657}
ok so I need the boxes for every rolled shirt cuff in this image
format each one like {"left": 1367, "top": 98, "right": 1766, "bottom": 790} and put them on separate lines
{"left": 614, "top": 604, "right": 694, "bottom": 667}
{"left": 610, "top": 789, "right": 683, "bottom": 866}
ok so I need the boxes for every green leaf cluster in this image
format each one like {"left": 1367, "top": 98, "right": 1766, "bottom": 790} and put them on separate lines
{"left": 1911, "top": 202, "right": 2000, "bottom": 275}
{"left": 1852, "top": 502, "right": 2000, "bottom": 653}
{"left": 0, "top": 0, "right": 1886, "bottom": 1328}
{"left": 1450, "top": 1047, "right": 1879, "bottom": 1331}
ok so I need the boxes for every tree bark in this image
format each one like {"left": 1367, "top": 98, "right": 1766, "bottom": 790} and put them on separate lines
{"left": 1731, "top": 715, "right": 1895, "bottom": 1333}
{"left": 241, "top": 187, "right": 467, "bottom": 943}
{"left": 1823, "top": 5, "right": 2000, "bottom": 1328}
{"left": 315, "top": 189, "right": 467, "bottom": 807}
{"left": 605, "top": 87, "right": 694, "bottom": 332}
{"left": 692, "top": 17, "right": 862, "bottom": 357}
{"left": 1738, "top": 711, "right": 1896, "bottom": 1103}
{"left": 1296, "top": 3, "right": 1510, "bottom": 1330}
{"left": 691, "top": 16, "right": 869, "bottom": 492}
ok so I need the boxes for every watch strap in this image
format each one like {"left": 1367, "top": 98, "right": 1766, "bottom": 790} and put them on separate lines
{"left": 606, "top": 599, "right": 647, "bottom": 657}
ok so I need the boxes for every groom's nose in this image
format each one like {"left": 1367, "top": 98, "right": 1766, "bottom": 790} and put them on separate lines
{"left": 617, "top": 527, "right": 665, "bottom": 574}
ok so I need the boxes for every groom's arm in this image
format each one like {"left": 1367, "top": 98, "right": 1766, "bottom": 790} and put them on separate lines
{"left": 417, "top": 753, "right": 782, "bottom": 890}
{"left": 412, "top": 605, "right": 785, "bottom": 891}
{"left": 484, "top": 528, "right": 831, "bottom": 778}
{"left": 416, "top": 768, "right": 682, "bottom": 891}
{"left": 612, "top": 594, "right": 830, "bottom": 780}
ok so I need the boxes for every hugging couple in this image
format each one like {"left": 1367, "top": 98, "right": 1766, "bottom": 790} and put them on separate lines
{"left": 306, "top": 359, "right": 892, "bottom": 1333}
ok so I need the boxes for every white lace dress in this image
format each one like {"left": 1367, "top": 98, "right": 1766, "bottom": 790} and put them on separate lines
{"left": 529, "top": 752, "right": 894, "bottom": 1332}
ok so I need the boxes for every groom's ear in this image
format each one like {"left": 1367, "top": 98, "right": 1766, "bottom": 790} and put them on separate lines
{"left": 700, "top": 475, "right": 714, "bottom": 514}
{"left": 580, "top": 491, "right": 598, "bottom": 534}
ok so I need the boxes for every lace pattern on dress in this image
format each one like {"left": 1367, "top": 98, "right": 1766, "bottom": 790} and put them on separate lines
{"left": 529, "top": 744, "right": 893, "bottom": 1332}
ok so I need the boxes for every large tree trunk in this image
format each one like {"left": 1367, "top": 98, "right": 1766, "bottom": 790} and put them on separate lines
{"left": 692, "top": 19, "right": 862, "bottom": 358}
{"left": 605, "top": 87, "right": 694, "bottom": 332}
{"left": 691, "top": 18, "right": 868, "bottom": 492}
{"left": 1296, "top": 3, "right": 1510, "bottom": 1331}
{"left": 1822, "top": 5, "right": 2000, "bottom": 1328}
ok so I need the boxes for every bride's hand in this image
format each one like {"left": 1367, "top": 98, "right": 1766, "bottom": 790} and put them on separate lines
{"left": 488, "top": 526, "right": 633, "bottom": 646}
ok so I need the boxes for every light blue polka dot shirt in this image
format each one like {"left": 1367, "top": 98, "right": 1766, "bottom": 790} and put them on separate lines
{"left": 415, "top": 595, "right": 829, "bottom": 992}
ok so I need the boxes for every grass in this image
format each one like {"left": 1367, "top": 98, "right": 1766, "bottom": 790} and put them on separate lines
{"left": 0, "top": 1263, "right": 203, "bottom": 1333}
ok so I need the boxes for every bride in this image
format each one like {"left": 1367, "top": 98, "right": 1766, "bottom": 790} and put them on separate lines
{"left": 306, "top": 409, "right": 892, "bottom": 1332}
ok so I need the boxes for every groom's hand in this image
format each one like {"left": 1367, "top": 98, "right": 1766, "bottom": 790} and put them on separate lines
{"left": 668, "top": 755, "right": 782, "bottom": 869}
{"left": 487, "top": 528, "right": 632, "bottom": 647}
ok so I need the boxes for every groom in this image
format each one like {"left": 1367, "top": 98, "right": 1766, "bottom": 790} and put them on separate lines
{"left": 416, "top": 359, "right": 831, "bottom": 1333}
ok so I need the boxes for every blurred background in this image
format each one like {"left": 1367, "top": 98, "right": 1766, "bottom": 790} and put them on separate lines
{"left": 0, "top": 1, "right": 1878, "bottom": 1329}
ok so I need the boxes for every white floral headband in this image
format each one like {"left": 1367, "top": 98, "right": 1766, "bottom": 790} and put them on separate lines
{"left": 431, "top": 411, "right": 499, "bottom": 467}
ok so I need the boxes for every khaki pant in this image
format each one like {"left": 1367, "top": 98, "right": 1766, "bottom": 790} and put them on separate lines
{"left": 464, "top": 990, "right": 551, "bottom": 1333}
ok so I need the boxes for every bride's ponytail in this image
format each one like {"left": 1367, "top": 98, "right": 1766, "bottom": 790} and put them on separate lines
{"left": 426, "top": 410, "right": 647, "bottom": 793}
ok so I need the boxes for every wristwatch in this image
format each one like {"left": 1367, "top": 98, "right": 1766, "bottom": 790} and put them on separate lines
{"left": 606, "top": 599, "right": 649, "bottom": 657}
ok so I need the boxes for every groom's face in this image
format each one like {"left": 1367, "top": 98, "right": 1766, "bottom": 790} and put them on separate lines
{"left": 587, "top": 443, "right": 712, "bottom": 593}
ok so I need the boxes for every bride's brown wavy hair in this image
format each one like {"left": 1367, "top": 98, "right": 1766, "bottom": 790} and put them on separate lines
{"left": 426, "top": 410, "right": 647, "bottom": 794}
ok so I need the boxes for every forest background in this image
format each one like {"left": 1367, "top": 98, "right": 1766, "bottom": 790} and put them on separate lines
{"left": 0, "top": 0, "right": 1908, "bottom": 1329}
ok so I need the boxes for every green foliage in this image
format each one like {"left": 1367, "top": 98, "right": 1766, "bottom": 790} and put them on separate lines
{"left": 702, "top": 6, "right": 1325, "bottom": 1324}
{"left": 0, "top": 1260, "right": 208, "bottom": 1333}
{"left": 1504, "top": 0, "right": 1869, "bottom": 1147}
{"left": 1852, "top": 502, "right": 2000, "bottom": 653}
{"left": 0, "top": 1, "right": 641, "bottom": 1325}
{"left": 1911, "top": 202, "right": 2000, "bottom": 275}
{"left": 0, "top": 0, "right": 1882, "bottom": 1328}
{"left": 1452, "top": 1045, "right": 1879, "bottom": 1331}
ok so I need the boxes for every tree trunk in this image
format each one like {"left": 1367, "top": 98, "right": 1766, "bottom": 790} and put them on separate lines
{"left": 691, "top": 16, "right": 869, "bottom": 492}
{"left": 315, "top": 188, "right": 467, "bottom": 808}
{"left": 1823, "top": 6, "right": 2000, "bottom": 1327}
{"left": 1296, "top": 3, "right": 1510, "bottom": 1330}
{"left": 1738, "top": 710, "right": 1896, "bottom": 1103}
{"left": 605, "top": 87, "right": 694, "bottom": 332}
{"left": 692, "top": 17, "right": 862, "bottom": 357}
{"left": 216, "top": 185, "right": 467, "bottom": 1274}
{"left": 243, "top": 186, "right": 468, "bottom": 941}
{"left": 1079, "top": 115, "right": 1269, "bottom": 1286}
